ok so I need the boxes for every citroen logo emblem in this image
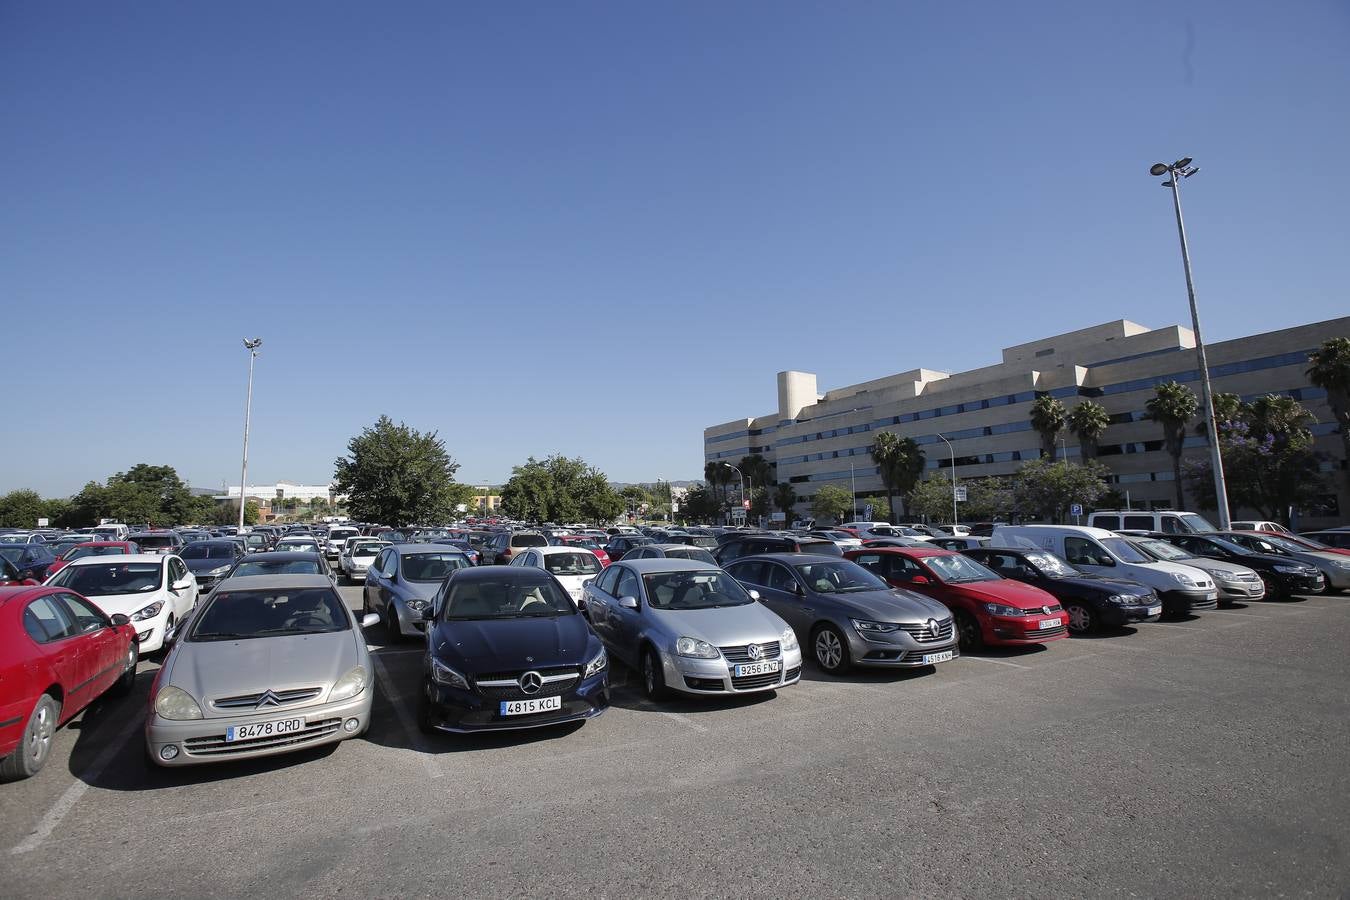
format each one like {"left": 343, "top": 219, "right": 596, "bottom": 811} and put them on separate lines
{"left": 518, "top": 671, "right": 543, "bottom": 695}
{"left": 255, "top": 690, "right": 282, "bottom": 709}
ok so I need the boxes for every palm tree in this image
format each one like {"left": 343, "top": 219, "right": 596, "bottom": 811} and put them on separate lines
{"left": 773, "top": 483, "right": 797, "bottom": 522}
{"left": 739, "top": 454, "right": 774, "bottom": 498}
{"left": 1029, "top": 395, "right": 1068, "bottom": 459}
{"left": 702, "top": 461, "right": 727, "bottom": 521}
{"left": 1307, "top": 337, "right": 1350, "bottom": 495}
{"left": 1146, "top": 381, "right": 1199, "bottom": 509}
{"left": 1067, "top": 400, "right": 1110, "bottom": 460}
{"left": 868, "top": 431, "right": 925, "bottom": 522}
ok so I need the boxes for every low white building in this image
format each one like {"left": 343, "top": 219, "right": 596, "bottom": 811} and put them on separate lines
{"left": 222, "top": 481, "right": 343, "bottom": 503}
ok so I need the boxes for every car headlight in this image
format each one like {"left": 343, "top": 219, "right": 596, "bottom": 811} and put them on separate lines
{"left": 1333, "top": 560, "right": 1350, "bottom": 569}
{"left": 405, "top": 598, "right": 429, "bottom": 612}
{"left": 131, "top": 600, "right": 165, "bottom": 622}
{"left": 154, "top": 685, "right": 203, "bottom": 720}
{"left": 583, "top": 648, "right": 607, "bottom": 678}
{"left": 779, "top": 627, "right": 799, "bottom": 651}
{"left": 1171, "top": 572, "right": 1198, "bottom": 586}
{"left": 850, "top": 618, "right": 901, "bottom": 640}
{"left": 329, "top": 665, "right": 369, "bottom": 702}
{"left": 1106, "top": 594, "right": 1131, "bottom": 605}
{"left": 429, "top": 658, "right": 469, "bottom": 690}
{"left": 206, "top": 565, "right": 231, "bottom": 576}
{"left": 675, "top": 636, "right": 719, "bottom": 659}
{"left": 1273, "top": 564, "right": 1301, "bottom": 574}
{"left": 983, "top": 602, "right": 1024, "bottom": 617}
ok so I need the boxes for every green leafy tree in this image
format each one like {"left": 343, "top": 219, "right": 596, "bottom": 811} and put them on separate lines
{"left": 738, "top": 454, "right": 774, "bottom": 496}
{"left": 858, "top": 494, "right": 891, "bottom": 523}
{"left": 773, "top": 483, "right": 797, "bottom": 521}
{"left": 1146, "top": 381, "right": 1200, "bottom": 509}
{"left": 1030, "top": 395, "right": 1068, "bottom": 460}
{"left": 1307, "top": 337, "right": 1350, "bottom": 495}
{"left": 499, "top": 455, "right": 622, "bottom": 524}
{"left": 1012, "top": 458, "right": 1110, "bottom": 523}
{"left": 0, "top": 490, "right": 47, "bottom": 528}
{"left": 680, "top": 483, "right": 721, "bottom": 523}
{"left": 869, "top": 431, "right": 925, "bottom": 522}
{"left": 810, "top": 485, "right": 854, "bottom": 524}
{"left": 906, "top": 478, "right": 957, "bottom": 522}
{"left": 333, "top": 416, "right": 463, "bottom": 526}
{"left": 961, "top": 477, "right": 1014, "bottom": 522}
{"left": 1068, "top": 400, "right": 1110, "bottom": 461}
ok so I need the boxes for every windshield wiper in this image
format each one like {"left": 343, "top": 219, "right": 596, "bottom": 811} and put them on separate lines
{"left": 192, "top": 631, "right": 252, "bottom": 641}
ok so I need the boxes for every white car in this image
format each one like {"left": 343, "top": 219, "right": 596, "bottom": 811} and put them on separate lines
{"left": 324, "top": 527, "right": 361, "bottom": 559}
{"left": 857, "top": 525, "right": 933, "bottom": 543}
{"left": 43, "top": 553, "right": 199, "bottom": 653}
{"left": 341, "top": 539, "right": 389, "bottom": 582}
{"left": 276, "top": 536, "right": 323, "bottom": 554}
{"left": 508, "top": 545, "right": 604, "bottom": 607}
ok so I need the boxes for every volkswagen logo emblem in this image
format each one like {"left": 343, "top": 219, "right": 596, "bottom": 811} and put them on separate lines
{"left": 926, "top": 618, "right": 939, "bottom": 636}
{"left": 518, "top": 671, "right": 543, "bottom": 695}
{"left": 255, "top": 690, "right": 282, "bottom": 709}
{"left": 1043, "top": 605, "right": 1053, "bottom": 615}
{"left": 746, "top": 643, "right": 762, "bottom": 660}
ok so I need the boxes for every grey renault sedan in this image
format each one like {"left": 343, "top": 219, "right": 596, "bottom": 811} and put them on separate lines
{"left": 145, "top": 574, "right": 380, "bottom": 767}
{"left": 724, "top": 553, "right": 959, "bottom": 675}
{"left": 363, "top": 544, "right": 473, "bottom": 640}
{"left": 582, "top": 557, "right": 803, "bottom": 700}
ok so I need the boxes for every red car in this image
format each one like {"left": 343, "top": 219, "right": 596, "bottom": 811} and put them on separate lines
{"left": 845, "top": 546, "right": 1068, "bottom": 651}
{"left": 556, "top": 534, "right": 612, "bottom": 567}
{"left": 0, "top": 586, "right": 139, "bottom": 781}
{"left": 45, "top": 541, "right": 142, "bottom": 577}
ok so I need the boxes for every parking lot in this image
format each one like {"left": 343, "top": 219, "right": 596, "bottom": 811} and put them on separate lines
{"left": 2, "top": 585, "right": 1347, "bottom": 898}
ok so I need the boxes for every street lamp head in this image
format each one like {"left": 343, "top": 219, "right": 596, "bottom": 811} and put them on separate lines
{"left": 1161, "top": 180, "right": 1174, "bottom": 187}
{"left": 1149, "top": 163, "right": 1169, "bottom": 176}
{"left": 1174, "top": 157, "right": 1193, "bottom": 169}
{"left": 243, "top": 337, "right": 262, "bottom": 350}
{"left": 1182, "top": 166, "right": 1199, "bottom": 177}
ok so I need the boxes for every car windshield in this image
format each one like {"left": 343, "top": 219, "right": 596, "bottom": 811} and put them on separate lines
{"left": 512, "top": 533, "right": 549, "bottom": 548}
{"left": 351, "top": 543, "right": 384, "bottom": 556}
{"left": 1136, "top": 539, "right": 1192, "bottom": 561}
{"left": 793, "top": 560, "right": 888, "bottom": 593}
{"left": 642, "top": 569, "right": 752, "bottom": 609}
{"left": 191, "top": 587, "right": 350, "bottom": 640}
{"left": 403, "top": 553, "right": 470, "bottom": 582}
{"left": 1100, "top": 537, "right": 1151, "bottom": 563}
{"left": 49, "top": 562, "right": 162, "bottom": 594}
{"left": 1260, "top": 535, "right": 1311, "bottom": 554}
{"left": 64, "top": 545, "right": 128, "bottom": 561}
{"left": 181, "top": 543, "right": 236, "bottom": 560}
{"left": 133, "top": 534, "right": 178, "bottom": 549}
{"left": 1281, "top": 534, "right": 1329, "bottom": 550}
{"left": 0, "top": 535, "right": 31, "bottom": 544}
{"left": 924, "top": 554, "right": 999, "bottom": 583}
{"left": 667, "top": 548, "right": 717, "bottom": 565}
{"left": 1207, "top": 537, "right": 1254, "bottom": 556}
{"left": 543, "top": 552, "right": 601, "bottom": 576}
{"left": 278, "top": 541, "right": 319, "bottom": 552}
{"left": 1178, "top": 513, "right": 1217, "bottom": 533}
{"left": 231, "top": 558, "right": 324, "bottom": 577}
{"left": 443, "top": 578, "right": 575, "bottom": 619}
{"left": 1023, "top": 551, "right": 1081, "bottom": 577}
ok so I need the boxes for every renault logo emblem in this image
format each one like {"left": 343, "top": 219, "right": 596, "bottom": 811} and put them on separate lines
{"left": 255, "top": 690, "right": 282, "bottom": 709}
{"left": 926, "top": 619, "right": 939, "bottom": 636}
{"left": 746, "top": 643, "right": 762, "bottom": 660}
{"left": 518, "top": 671, "right": 543, "bottom": 695}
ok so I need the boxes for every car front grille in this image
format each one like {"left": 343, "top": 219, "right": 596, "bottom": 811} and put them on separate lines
{"left": 473, "top": 666, "right": 580, "bottom": 701}
{"left": 895, "top": 619, "right": 955, "bottom": 643}
{"left": 1025, "top": 624, "right": 1068, "bottom": 639}
{"left": 212, "top": 687, "right": 324, "bottom": 710}
{"left": 719, "top": 641, "right": 781, "bottom": 662}
{"left": 731, "top": 670, "right": 782, "bottom": 691}
{"left": 183, "top": 718, "right": 342, "bottom": 756}
{"left": 683, "top": 676, "right": 725, "bottom": 691}
{"left": 784, "top": 665, "right": 802, "bottom": 682}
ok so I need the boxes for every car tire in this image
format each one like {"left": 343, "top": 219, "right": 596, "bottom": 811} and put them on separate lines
{"left": 385, "top": 607, "right": 402, "bottom": 643}
{"left": 810, "top": 623, "right": 851, "bottom": 675}
{"left": 641, "top": 649, "right": 670, "bottom": 700}
{"left": 416, "top": 681, "right": 437, "bottom": 735}
{"left": 110, "top": 641, "right": 139, "bottom": 696}
{"left": 0, "top": 694, "right": 61, "bottom": 782}
{"left": 955, "top": 611, "right": 984, "bottom": 652}
{"left": 1064, "top": 602, "right": 1095, "bottom": 635}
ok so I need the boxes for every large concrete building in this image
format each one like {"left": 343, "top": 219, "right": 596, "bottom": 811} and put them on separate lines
{"left": 704, "top": 317, "right": 1349, "bottom": 526}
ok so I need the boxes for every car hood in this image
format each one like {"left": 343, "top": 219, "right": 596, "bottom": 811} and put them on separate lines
{"left": 396, "top": 579, "right": 441, "bottom": 601}
{"left": 439, "top": 613, "right": 593, "bottom": 673}
{"left": 824, "top": 588, "right": 950, "bottom": 622}
{"left": 649, "top": 603, "right": 789, "bottom": 646}
{"left": 1176, "top": 557, "right": 1255, "bottom": 578}
{"left": 167, "top": 630, "right": 361, "bottom": 717}
{"left": 1046, "top": 574, "right": 1147, "bottom": 596}
{"left": 946, "top": 579, "right": 1058, "bottom": 609}
{"left": 83, "top": 589, "right": 170, "bottom": 617}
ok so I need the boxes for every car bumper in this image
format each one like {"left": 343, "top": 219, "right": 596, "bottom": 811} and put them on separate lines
{"left": 1098, "top": 601, "right": 1163, "bottom": 627}
{"left": 146, "top": 690, "right": 373, "bottom": 766}
{"left": 390, "top": 602, "right": 431, "bottom": 637}
{"left": 664, "top": 649, "right": 804, "bottom": 695}
{"left": 1159, "top": 588, "right": 1219, "bottom": 615}
{"left": 194, "top": 574, "right": 229, "bottom": 594}
{"left": 133, "top": 614, "right": 172, "bottom": 653}
{"left": 0, "top": 696, "right": 33, "bottom": 759}
{"left": 1268, "top": 571, "right": 1324, "bottom": 595}
{"left": 1214, "top": 579, "right": 1266, "bottom": 601}
{"left": 984, "top": 614, "right": 1069, "bottom": 645}
{"left": 846, "top": 631, "right": 960, "bottom": 668}
{"left": 422, "top": 674, "right": 609, "bottom": 733}
{"left": 1320, "top": 568, "right": 1350, "bottom": 590}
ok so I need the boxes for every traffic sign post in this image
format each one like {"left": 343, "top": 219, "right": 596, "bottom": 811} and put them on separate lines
{"left": 1070, "top": 503, "right": 1083, "bottom": 524}
{"left": 954, "top": 486, "right": 967, "bottom": 502}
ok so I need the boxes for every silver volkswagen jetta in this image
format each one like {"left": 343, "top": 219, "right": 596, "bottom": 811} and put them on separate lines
{"left": 582, "top": 557, "right": 803, "bottom": 699}
{"left": 145, "top": 574, "right": 380, "bottom": 766}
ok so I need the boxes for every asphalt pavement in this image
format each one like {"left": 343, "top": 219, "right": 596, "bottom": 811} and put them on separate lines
{"left": 2, "top": 583, "right": 1348, "bottom": 898}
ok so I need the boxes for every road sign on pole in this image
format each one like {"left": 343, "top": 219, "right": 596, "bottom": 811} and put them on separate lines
{"left": 1070, "top": 503, "right": 1082, "bottom": 517}
{"left": 742, "top": 499, "right": 751, "bottom": 509}
{"left": 954, "top": 486, "right": 967, "bottom": 502}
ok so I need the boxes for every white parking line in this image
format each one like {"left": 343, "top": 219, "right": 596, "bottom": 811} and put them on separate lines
{"left": 368, "top": 652, "right": 443, "bottom": 780}
{"left": 962, "top": 656, "right": 1032, "bottom": 669}
{"left": 631, "top": 702, "right": 710, "bottom": 733}
{"left": 9, "top": 709, "right": 144, "bottom": 855}
{"left": 1204, "top": 609, "right": 1272, "bottom": 619}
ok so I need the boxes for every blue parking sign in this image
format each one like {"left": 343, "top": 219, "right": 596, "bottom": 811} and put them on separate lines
{"left": 1070, "top": 503, "right": 1083, "bottom": 517}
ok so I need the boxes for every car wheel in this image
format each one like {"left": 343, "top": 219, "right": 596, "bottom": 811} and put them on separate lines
{"left": 361, "top": 591, "right": 371, "bottom": 615}
{"left": 111, "top": 641, "right": 139, "bottom": 696}
{"left": 641, "top": 649, "right": 670, "bottom": 700}
{"left": 811, "top": 624, "right": 851, "bottom": 675}
{"left": 1065, "top": 602, "right": 1094, "bottom": 635}
{"left": 955, "top": 611, "right": 984, "bottom": 652}
{"left": 416, "top": 680, "right": 437, "bottom": 735}
{"left": 385, "top": 606, "right": 402, "bottom": 643}
{"left": 0, "top": 694, "right": 60, "bottom": 782}
{"left": 162, "top": 614, "right": 176, "bottom": 645}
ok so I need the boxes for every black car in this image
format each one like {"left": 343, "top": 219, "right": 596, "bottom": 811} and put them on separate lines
{"left": 0, "top": 544, "right": 58, "bottom": 582}
{"left": 602, "top": 535, "right": 653, "bottom": 562}
{"left": 1300, "top": 529, "right": 1350, "bottom": 550}
{"left": 179, "top": 539, "right": 247, "bottom": 593}
{"left": 713, "top": 533, "right": 843, "bottom": 565}
{"left": 962, "top": 547, "right": 1161, "bottom": 634}
{"left": 417, "top": 567, "right": 609, "bottom": 734}
{"left": 654, "top": 533, "right": 718, "bottom": 549}
{"left": 223, "top": 550, "right": 334, "bottom": 583}
{"left": 1155, "top": 532, "right": 1324, "bottom": 599}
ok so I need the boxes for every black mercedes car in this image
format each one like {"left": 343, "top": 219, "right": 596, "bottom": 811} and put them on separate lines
{"left": 963, "top": 547, "right": 1161, "bottom": 634}
{"left": 1152, "top": 532, "right": 1324, "bottom": 599}
{"left": 417, "top": 566, "right": 609, "bottom": 734}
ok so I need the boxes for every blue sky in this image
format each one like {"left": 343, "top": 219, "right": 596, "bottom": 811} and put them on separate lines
{"left": 4, "top": 1, "right": 1348, "bottom": 497}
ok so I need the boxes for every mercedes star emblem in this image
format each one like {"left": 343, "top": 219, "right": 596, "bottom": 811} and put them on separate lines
{"left": 746, "top": 643, "right": 762, "bottom": 660}
{"left": 518, "top": 671, "right": 543, "bottom": 695}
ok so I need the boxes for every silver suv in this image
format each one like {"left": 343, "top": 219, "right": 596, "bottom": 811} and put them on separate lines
{"left": 725, "top": 553, "right": 958, "bottom": 675}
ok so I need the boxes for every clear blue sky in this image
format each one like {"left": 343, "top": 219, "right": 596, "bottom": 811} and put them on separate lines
{"left": 4, "top": 1, "right": 1347, "bottom": 497}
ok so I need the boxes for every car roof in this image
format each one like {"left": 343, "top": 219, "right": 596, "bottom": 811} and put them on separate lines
{"left": 616, "top": 557, "right": 721, "bottom": 572}
{"left": 534, "top": 545, "right": 595, "bottom": 555}
{"left": 451, "top": 565, "right": 554, "bottom": 583}
{"left": 393, "top": 543, "right": 466, "bottom": 555}
{"left": 237, "top": 551, "right": 324, "bottom": 562}
{"left": 650, "top": 543, "right": 710, "bottom": 551}
{"left": 848, "top": 545, "right": 950, "bottom": 557}
{"left": 740, "top": 552, "right": 845, "bottom": 564}
{"left": 213, "top": 574, "right": 337, "bottom": 591}
{"left": 62, "top": 553, "right": 167, "bottom": 566}
{"left": 0, "top": 585, "right": 57, "bottom": 606}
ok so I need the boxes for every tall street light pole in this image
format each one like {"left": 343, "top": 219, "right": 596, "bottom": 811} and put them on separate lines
{"left": 1149, "top": 157, "right": 1231, "bottom": 528}
{"left": 722, "top": 462, "right": 745, "bottom": 526}
{"left": 238, "top": 338, "right": 262, "bottom": 532}
{"left": 935, "top": 433, "right": 957, "bottom": 526}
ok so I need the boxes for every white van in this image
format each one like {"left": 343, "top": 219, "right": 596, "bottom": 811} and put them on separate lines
{"left": 1086, "top": 510, "right": 1215, "bottom": 534}
{"left": 991, "top": 525, "right": 1218, "bottom": 617}
{"left": 92, "top": 523, "right": 130, "bottom": 542}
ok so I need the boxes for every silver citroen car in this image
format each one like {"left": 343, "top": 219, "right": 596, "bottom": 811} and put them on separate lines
{"left": 582, "top": 557, "right": 803, "bottom": 699}
{"left": 145, "top": 574, "right": 380, "bottom": 767}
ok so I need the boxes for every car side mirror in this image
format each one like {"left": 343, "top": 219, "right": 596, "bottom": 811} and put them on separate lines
{"left": 172, "top": 578, "right": 193, "bottom": 591}
{"left": 421, "top": 607, "right": 435, "bottom": 622}
{"left": 361, "top": 612, "right": 381, "bottom": 628}
{"left": 110, "top": 613, "right": 130, "bottom": 626}
{"left": 792, "top": 582, "right": 804, "bottom": 596}
{"left": 910, "top": 575, "right": 930, "bottom": 585}
{"left": 618, "top": 595, "right": 639, "bottom": 609}
{"left": 1097, "top": 557, "right": 1116, "bottom": 567}
{"left": 747, "top": 589, "right": 761, "bottom": 601}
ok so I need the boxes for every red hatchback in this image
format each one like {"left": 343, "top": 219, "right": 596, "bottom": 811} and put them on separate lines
{"left": 0, "top": 587, "right": 139, "bottom": 781}
{"left": 845, "top": 547, "right": 1069, "bottom": 651}
{"left": 557, "top": 534, "right": 612, "bottom": 568}
{"left": 45, "top": 541, "right": 142, "bottom": 577}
